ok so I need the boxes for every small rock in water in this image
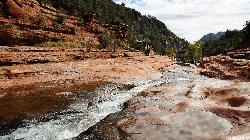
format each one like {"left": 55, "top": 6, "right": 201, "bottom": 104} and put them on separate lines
{"left": 87, "top": 102, "right": 95, "bottom": 109}
{"left": 98, "top": 100, "right": 103, "bottom": 103}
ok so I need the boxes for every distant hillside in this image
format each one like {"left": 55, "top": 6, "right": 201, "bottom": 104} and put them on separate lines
{"left": 201, "top": 21, "right": 250, "bottom": 56}
{"left": 200, "top": 32, "right": 225, "bottom": 44}
{"left": 37, "top": 0, "right": 188, "bottom": 55}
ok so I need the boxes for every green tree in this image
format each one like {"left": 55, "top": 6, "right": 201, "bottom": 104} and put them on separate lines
{"left": 166, "top": 47, "right": 176, "bottom": 60}
{"left": 37, "top": 0, "right": 189, "bottom": 55}
{"left": 243, "top": 21, "right": 250, "bottom": 42}
{"left": 184, "top": 41, "right": 203, "bottom": 63}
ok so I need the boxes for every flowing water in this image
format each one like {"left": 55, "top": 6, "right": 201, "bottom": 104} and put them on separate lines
{"left": 0, "top": 67, "right": 210, "bottom": 140}
{"left": 0, "top": 80, "right": 164, "bottom": 140}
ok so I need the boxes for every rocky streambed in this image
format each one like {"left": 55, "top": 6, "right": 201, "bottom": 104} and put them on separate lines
{"left": 76, "top": 66, "right": 250, "bottom": 140}
{"left": 0, "top": 64, "right": 249, "bottom": 140}
{"left": 0, "top": 55, "right": 174, "bottom": 140}
{"left": 0, "top": 77, "right": 164, "bottom": 139}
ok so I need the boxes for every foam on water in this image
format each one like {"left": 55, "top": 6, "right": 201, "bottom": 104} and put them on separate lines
{"left": 0, "top": 80, "right": 163, "bottom": 140}
{"left": 0, "top": 66, "right": 212, "bottom": 140}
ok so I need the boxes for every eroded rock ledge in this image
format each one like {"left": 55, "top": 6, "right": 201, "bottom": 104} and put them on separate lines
{"left": 200, "top": 48, "right": 250, "bottom": 81}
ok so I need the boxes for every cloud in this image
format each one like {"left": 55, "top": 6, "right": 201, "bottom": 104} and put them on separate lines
{"left": 113, "top": 0, "right": 250, "bottom": 41}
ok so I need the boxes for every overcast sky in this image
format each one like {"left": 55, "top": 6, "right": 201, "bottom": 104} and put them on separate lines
{"left": 113, "top": 0, "right": 250, "bottom": 42}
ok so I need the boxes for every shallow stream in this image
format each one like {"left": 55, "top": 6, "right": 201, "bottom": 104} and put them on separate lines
{"left": 0, "top": 67, "right": 210, "bottom": 140}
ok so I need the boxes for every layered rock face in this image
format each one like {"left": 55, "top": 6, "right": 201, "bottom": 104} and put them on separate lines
{"left": 0, "top": 0, "right": 94, "bottom": 45}
{"left": 0, "top": 46, "right": 145, "bottom": 67}
{"left": 200, "top": 48, "right": 250, "bottom": 81}
{"left": 4, "top": 0, "right": 36, "bottom": 18}
{"left": 2, "top": 0, "right": 67, "bottom": 19}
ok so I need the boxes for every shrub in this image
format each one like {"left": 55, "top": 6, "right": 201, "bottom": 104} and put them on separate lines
{"left": 100, "top": 32, "right": 112, "bottom": 49}
{"left": 85, "top": 39, "right": 94, "bottom": 52}
{"left": 34, "top": 14, "right": 45, "bottom": 27}
{"left": 37, "top": 0, "right": 52, "bottom": 6}
{"left": 113, "top": 39, "right": 122, "bottom": 52}
{"left": 52, "top": 22, "right": 61, "bottom": 29}
{"left": 0, "top": 11, "right": 4, "bottom": 17}
{"left": 56, "top": 14, "right": 66, "bottom": 24}
{"left": 77, "top": 17, "right": 87, "bottom": 26}
{"left": 52, "top": 14, "right": 66, "bottom": 29}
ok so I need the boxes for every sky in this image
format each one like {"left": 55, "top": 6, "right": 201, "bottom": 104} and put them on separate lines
{"left": 113, "top": 0, "right": 250, "bottom": 41}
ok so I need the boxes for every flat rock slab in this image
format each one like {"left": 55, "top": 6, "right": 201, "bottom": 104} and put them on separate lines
{"left": 121, "top": 111, "right": 232, "bottom": 140}
{"left": 77, "top": 67, "right": 250, "bottom": 140}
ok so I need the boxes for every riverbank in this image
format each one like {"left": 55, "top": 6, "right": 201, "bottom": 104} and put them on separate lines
{"left": 0, "top": 50, "right": 175, "bottom": 89}
{"left": 76, "top": 67, "right": 250, "bottom": 140}
{"left": 1, "top": 47, "right": 249, "bottom": 140}
{"left": 0, "top": 53, "right": 176, "bottom": 138}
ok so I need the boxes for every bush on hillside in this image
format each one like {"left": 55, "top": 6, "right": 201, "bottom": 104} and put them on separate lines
{"left": 100, "top": 32, "right": 112, "bottom": 49}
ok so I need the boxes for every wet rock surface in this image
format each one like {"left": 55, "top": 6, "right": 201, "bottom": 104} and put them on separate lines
{"left": 77, "top": 67, "right": 250, "bottom": 140}
{"left": 1, "top": 0, "right": 248, "bottom": 139}
{"left": 0, "top": 80, "right": 106, "bottom": 135}
{"left": 0, "top": 55, "right": 175, "bottom": 139}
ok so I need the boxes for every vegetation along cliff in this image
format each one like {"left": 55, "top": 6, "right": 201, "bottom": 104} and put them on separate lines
{"left": 36, "top": 0, "right": 189, "bottom": 55}
{"left": 200, "top": 22, "right": 250, "bottom": 56}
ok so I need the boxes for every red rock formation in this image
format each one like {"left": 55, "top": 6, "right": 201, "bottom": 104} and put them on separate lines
{"left": 200, "top": 48, "right": 250, "bottom": 81}
{"left": 0, "top": 0, "right": 104, "bottom": 47}
{"left": 4, "top": 0, "right": 36, "bottom": 18}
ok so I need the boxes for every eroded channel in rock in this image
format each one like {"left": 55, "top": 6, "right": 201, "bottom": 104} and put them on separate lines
{"left": 76, "top": 66, "right": 250, "bottom": 140}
